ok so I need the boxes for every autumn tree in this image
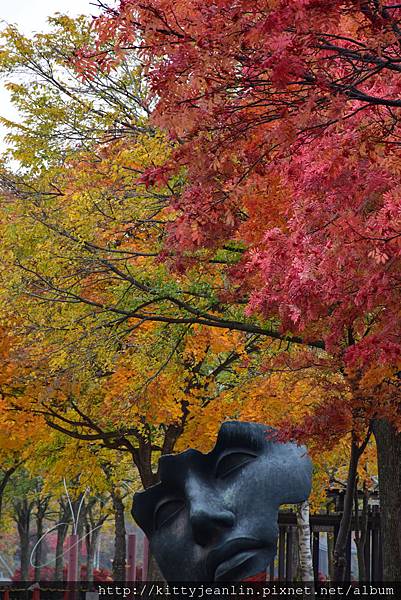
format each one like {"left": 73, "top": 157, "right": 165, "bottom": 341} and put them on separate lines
{"left": 0, "top": 9, "right": 390, "bottom": 582}
{"left": 77, "top": 0, "right": 401, "bottom": 579}
{"left": 7, "top": 427, "right": 139, "bottom": 582}
{"left": 0, "top": 16, "right": 278, "bottom": 492}
{"left": 0, "top": 321, "right": 51, "bottom": 533}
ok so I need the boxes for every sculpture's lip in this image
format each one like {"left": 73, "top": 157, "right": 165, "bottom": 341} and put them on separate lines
{"left": 214, "top": 549, "right": 264, "bottom": 581}
{"left": 207, "top": 537, "right": 265, "bottom": 581}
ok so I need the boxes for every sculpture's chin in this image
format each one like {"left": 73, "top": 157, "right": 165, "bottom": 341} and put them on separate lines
{"left": 214, "top": 548, "right": 272, "bottom": 582}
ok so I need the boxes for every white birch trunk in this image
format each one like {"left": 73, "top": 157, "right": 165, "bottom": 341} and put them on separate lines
{"left": 296, "top": 501, "right": 315, "bottom": 594}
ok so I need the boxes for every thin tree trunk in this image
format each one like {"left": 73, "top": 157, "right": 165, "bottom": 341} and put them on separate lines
{"left": 354, "top": 479, "right": 368, "bottom": 582}
{"left": 55, "top": 522, "right": 69, "bottom": 580}
{"left": 34, "top": 511, "right": 43, "bottom": 581}
{"left": 15, "top": 499, "right": 32, "bottom": 581}
{"left": 76, "top": 499, "right": 86, "bottom": 580}
{"left": 55, "top": 501, "right": 70, "bottom": 581}
{"left": 20, "top": 534, "right": 30, "bottom": 581}
{"left": 85, "top": 521, "right": 92, "bottom": 583}
{"left": 86, "top": 524, "right": 101, "bottom": 585}
{"left": 333, "top": 438, "right": 360, "bottom": 581}
{"left": 34, "top": 497, "right": 49, "bottom": 581}
{"left": 296, "top": 501, "right": 314, "bottom": 594}
{"left": 373, "top": 419, "right": 401, "bottom": 580}
{"left": 111, "top": 492, "right": 126, "bottom": 582}
{"left": 84, "top": 498, "right": 107, "bottom": 584}
{"left": 0, "top": 465, "right": 20, "bottom": 526}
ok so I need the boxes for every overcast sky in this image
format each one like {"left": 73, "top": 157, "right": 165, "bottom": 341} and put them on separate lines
{"left": 0, "top": 0, "right": 99, "bottom": 150}
{"left": 1, "top": 0, "right": 96, "bottom": 35}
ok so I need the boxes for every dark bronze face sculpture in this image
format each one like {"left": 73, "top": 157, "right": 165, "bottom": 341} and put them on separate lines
{"left": 132, "top": 421, "right": 312, "bottom": 582}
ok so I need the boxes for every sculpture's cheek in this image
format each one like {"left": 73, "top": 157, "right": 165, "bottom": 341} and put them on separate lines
{"left": 151, "top": 515, "right": 210, "bottom": 581}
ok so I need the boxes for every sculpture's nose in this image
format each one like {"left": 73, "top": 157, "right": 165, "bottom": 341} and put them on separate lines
{"left": 190, "top": 506, "right": 235, "bottom": 546}
{"left": 187, "top": 476, "right": 235, "bottom": 546}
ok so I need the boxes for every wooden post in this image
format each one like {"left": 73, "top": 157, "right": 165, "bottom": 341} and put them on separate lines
{"left": 364, "top": 529, "right": 371, "bottom": 581}
{"left": 127, "top": 534, "right": 137, "bottom": 582}
{"left": 378, "top": 529, "right": 383, "bottom": 580}
{"left": 333, "top": 522, "right": 339, "bottom": 549}
{"left": 278, "top": 528, "right": 286, "bottom": 580}
{"left": 345, "top": 533, "right": 351, "bottom": 581}
{"left": 286, "top": 527, "right": 293, "bottom": 582}
{"left": 372, "top": 526, "right": 380, "bottom": 582}
{"left": 312, "top": 531, "right": 320, "bottom": 582}
{"left": 269, "top": 556, "right": 275, "bottom": 581}
{"left": 143, "top": 537, "right": 149, "bottom": 581}
{"left": 327, "top": 531, "right": 334, "bottom": 582}
{"left": 3, "top": 590, "right": 10, "bottom": 600}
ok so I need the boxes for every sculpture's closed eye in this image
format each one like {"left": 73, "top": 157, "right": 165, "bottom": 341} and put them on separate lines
{"left": 215, "top": 451, "right": 257, "bottom": 479}
{"left": 154, "top": 500, "right": 185, "bottom": 530}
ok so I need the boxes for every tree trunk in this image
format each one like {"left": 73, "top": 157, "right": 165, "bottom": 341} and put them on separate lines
{"left": 55, "top": 501, "right": 70, "bottom": 581}
{"left": 296, "top": 501, "right": 314, "bottom": 583}
{"left": 354, "top": 479, "right": 368, "bottom": 582}
{"left": 85, "top": 521, "right": 92, "bottom": 583}
{"left": 0, "top": 465, "right": 20, "bottom": 526}
{"left": 34, "top": 511, "right": 43, "bottom": 581}
{"left": 76, "top": 499, "right": 86, "bottom": 580}
{"left": 333, "top": 439, "right": 360, "bottom": 581}
{"left": 34, "top": 497, "right": 49, "bottom": 581}
{"left": 86, "top": 522, "right": 101, "bottom": 585}
{"left": 373, "top": 419, "right": 401, "bottom": 581}
{"left": 84, "top": 498, "right": 107, "bottom": 584}
{"left": 136, "top": 441, "right": 158, "bottom": 488}
{"left": 16, "top": 499, "right": 32, "bottom": 581}
{"left": 111, "top": 492, "right": 126, "bottom": 582}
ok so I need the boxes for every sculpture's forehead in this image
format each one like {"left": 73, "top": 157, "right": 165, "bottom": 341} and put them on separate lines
{"left": 158, "top": 449, "right": 209, "bottom": 484}
{"left": 158, "top": 421, "right": 270, "bottom": 484}
{"left": 133, "top": 422, "right": 272, "bottom": 527}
